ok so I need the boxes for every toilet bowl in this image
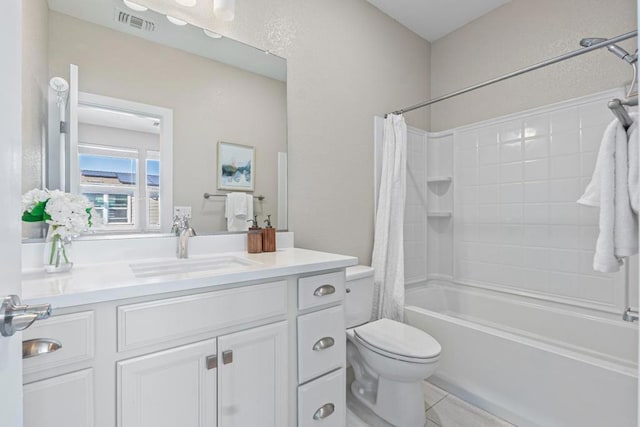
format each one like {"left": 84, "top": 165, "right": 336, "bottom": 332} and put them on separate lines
{"left": 345, "top": 266, "right": 441, "bottom": 427}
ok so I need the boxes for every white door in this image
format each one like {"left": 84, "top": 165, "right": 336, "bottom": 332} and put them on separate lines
{"left": 117, "top": 339, "right": 217, "bottom": 427}
{"left": 0, "top": 1, "right": 26, "bottom": 425}
{"left": 217, "top": 321, "right": 288, "bottom": 427}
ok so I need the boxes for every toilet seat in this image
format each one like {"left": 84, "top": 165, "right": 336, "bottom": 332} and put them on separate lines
{"left": 353, "top": 319, "right": 441, "bottom": 363}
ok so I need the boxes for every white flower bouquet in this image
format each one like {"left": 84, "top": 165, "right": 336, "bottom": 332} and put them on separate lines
{"left": 22, "top": 189, "right": 95, "bottom": 272}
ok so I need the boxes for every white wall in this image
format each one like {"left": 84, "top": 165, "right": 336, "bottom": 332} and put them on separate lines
{"left": 135, "top": 0, "right": 432, "bottom": 265}
{"left": 47, "top": 11, "right": 287, "bottom": 234}
{"left": 430, "top": 0, "right": 637, "bottom": 131}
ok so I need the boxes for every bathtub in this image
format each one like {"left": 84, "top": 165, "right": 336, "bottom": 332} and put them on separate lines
{"left": 405, "top": 281, "right": 638, "bottom": 427}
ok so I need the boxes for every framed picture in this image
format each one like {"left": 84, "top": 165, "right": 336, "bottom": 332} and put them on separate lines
{"left": 217, "top": 141, "right": 255, "bottom": 191}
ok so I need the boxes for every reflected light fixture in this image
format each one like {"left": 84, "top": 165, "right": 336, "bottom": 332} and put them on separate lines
{"left": 123, "top": 0, "right": 148, "bottom": 12}
{"left": 213, "top": 0, "right": 235, "bottom": 22}
{"left": 166, "top": 15, "right": 188, "bottom": 26}
{"left": 175, "top": 0, "right": 197, "bottom": 7}
{"left": 203, "top": 29, "right": 223, "bottom": 39}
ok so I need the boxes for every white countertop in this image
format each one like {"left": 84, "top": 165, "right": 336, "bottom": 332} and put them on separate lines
{"left": 22, "top": 248, "right": 358, "bottom": 308}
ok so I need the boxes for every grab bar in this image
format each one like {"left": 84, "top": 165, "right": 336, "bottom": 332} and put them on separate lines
{"left": 622, "top": 308, "right": 638, "bottom": 322}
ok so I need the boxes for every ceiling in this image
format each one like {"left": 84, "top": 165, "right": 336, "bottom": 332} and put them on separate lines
{"left": 366, "top": 0, "right": 510, "bottom": 42}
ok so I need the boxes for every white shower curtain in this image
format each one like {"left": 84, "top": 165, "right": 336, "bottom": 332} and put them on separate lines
{"left": 371, "top": 114, "right": 407, "bottom": 321}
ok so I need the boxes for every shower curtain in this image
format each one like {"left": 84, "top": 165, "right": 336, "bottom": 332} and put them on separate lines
{"left": 372, "top": 114, "right": 407, "bottom": 321}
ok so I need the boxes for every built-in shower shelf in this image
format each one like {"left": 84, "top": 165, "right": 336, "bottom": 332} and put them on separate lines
{"left": 427, "top": 211, "right": 452, "bottom": 218}
{"left": 427, "top": 176, "right": 452, "bottom": 183}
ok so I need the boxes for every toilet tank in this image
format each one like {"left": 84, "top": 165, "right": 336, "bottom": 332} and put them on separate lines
{"left": 345, "top": 265, "right": 375, "bottom": 328}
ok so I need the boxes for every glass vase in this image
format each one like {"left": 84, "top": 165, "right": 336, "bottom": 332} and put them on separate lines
{"left": 44, "top": 226, "right": 73, "bottom": 274}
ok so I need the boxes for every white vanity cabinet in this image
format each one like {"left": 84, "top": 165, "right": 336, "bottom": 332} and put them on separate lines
{"left": 21, "top": 254, "right": 356, "bottom": 427}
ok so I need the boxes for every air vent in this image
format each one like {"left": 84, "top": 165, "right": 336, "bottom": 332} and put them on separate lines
{"left": 114, "top": 8, "right": 155, "bottom": 32}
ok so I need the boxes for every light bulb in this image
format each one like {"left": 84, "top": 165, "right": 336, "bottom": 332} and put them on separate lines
{"left": 213, "top": 0, "right": 235, "bottom": 22}
{"left": 166, "top": 15, "right": 188, "bottom": 26}
{"left": 203, "top": 29, "right": 223, "bottom": 39}
{"left": 123, "top": 0, "right": 148, "bottom": 12}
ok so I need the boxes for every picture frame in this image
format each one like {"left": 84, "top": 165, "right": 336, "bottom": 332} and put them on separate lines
{"left": 217, "top": 141, "right": 255, "bottom": 192}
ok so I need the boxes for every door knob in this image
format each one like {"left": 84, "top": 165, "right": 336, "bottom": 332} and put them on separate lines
{"left": 0, "top": 295, "right": 52, "bottom": 337}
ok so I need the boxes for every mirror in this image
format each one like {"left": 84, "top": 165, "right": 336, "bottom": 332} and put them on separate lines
{"left": 22, "top": 0, "right": 287, "bottom": 239}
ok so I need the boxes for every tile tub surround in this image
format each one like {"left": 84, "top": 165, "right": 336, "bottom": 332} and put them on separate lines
{"left": 400, "top": 88, "right": 638, "bottom": 317}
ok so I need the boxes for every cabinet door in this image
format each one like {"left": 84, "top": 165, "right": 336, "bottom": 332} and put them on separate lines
{"left": 24, "top": 369, "right": 94, "bottom": 427}
{"left": 118, "top": 339, "right": 217, "bottom": 427}
{"left": 218, "top": 321, "right": 288, "bottom": 427}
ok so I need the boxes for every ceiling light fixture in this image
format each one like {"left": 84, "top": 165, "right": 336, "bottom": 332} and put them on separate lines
{"left": 166, "top": 15, "right": 188, "bottom": 26}
{"left": 213, "top": 0, "right": 235, "bottom": 22}
{"left": 203, "top": 29, "right": 223, "bottom": 39}
{"left": 175, "top": 0, "right": 197, "bottom": 7}
{"left": 123, "top": 0, "right": 148, "bottom": 12}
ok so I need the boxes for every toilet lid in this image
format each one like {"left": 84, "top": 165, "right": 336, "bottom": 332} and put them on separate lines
{"left": 353, "top": 319, "right": 441, "bottom": 360}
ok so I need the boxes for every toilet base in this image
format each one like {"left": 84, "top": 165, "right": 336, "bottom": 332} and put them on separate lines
{"left": 350, "top": 377, "right": 426, "bottom": 427}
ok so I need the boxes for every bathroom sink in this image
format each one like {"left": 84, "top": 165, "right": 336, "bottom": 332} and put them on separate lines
{"left": 130, "top": 255, "right": 261, "bottom": 278}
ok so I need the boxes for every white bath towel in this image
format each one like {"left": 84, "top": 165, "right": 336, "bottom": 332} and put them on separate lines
{"left": 577, "top": 114, "right": 639, "bottom": 272}
{"left": 225, "top": 193, "right": 253, "bottom": 232}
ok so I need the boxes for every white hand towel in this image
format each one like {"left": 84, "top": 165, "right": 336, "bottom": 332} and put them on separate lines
{"left": 225, "top": 193, "right": 253, "bottom": 232}
{"left": 628, "top": 117, "right": 639, "bottom": 213}
{"left": 577, "top": 114, "right": 639, "bottom": 272}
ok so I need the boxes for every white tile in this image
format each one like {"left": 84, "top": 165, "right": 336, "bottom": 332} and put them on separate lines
{"left": 478, "top": 126, "right": 499, "bottom": 146}
{"left": 479, "top": 145, "right": 499, "bottom": 165}
{"left": 456, "top": 131, "right": 478, "bottom": 151}
{"left": 524, "top": 159, "right": 549, "bottom": 181}
{"left": 499, "top": 119, "right": 523, "bottom": 142}
{"left": 549, "top": 203, "right": 579, "bottom": 225}
{"left": 478, "top": 204, "right": 500, "bottom": 223}
{"left": 524, "top": 225, "right": 550, "bottom": 247}
{"left": 580, "top": 127, "right": 605, "bottom": 153}
{"left": 548, "top": 225, "right": 580, "bottom": 249}
{"left": 499, "top": 183, "right": 523, "bottom": 203}
{"left": 523, "top": 136, "right": 549, "bottom": 160}
{"left": 500, "top": 141, "right": 522, "bottom": 163}
{"left": 524, "top": 203, "right": 548, "bottom": 225}
{"left": 426, "top": 394, "right": 513, "bottom": 427}
{"left": 500, "top": 225, "right": 523, "bottom": 246}
{"left": 457, "top": 149, "right": 478, "bottom": 169}
{"left": 547, "top": 248, "right": 580, "bottom": 273}
{"left": 579, "top": 205, "right": 598, "bottom": 226}
{"left": 549, "top": 178, "right": 581, "bottom": 202}
{"left": 458, "top": 167, "right": 478, "bottom": 185}
{"left": 423, "top": 381, "right": 448, "bottom": 410}
{"left": 581, "top": 151, "right": 598, "bottom": 177}
{"left": 551, "top": 107, "right": 579, "bottom": 134}
{"left": 478, "top": 185, "right": 499, "bottom": 204}
{"left": 479, "top": 165, "right": 499, "bottom": 185}
{"left": 524, "top": 114, "right": 550, "bottom": 138}
{"left": 524, "top": 181, "right": 548, "bottom": 203}
{"left": 500, "top": 162, "right": 523, "bottom": 183}
{"left": 550, "top": 154, "right": 580, "bottom": 179}
{"left": 579, "top": 102, "right": 614, "bottom": 130}
{"left": 523, "top": 247, "right": 549, "bottom": 269}
{"left": 550, "top": 131, "right": 581, "bottom": 157}
{"left": 500, "top": 204, "right": 523, "bottom": 224}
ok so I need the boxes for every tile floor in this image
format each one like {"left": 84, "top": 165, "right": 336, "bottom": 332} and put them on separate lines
{"left": 347, "top": 380, "right": 515, "bottom": 427}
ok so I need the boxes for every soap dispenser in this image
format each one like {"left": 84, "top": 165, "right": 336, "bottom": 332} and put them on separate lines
{"left": 246, "top": 215, "right": 263, "bottom": 253}
{"left": 262, "top": 214, "right": 276, "bottom": 252}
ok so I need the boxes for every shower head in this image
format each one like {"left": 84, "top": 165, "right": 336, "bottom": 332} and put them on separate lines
{"left": 49, "top": 77, "right": 69, "bottom": 94}
{"left": 580, "top": 37, "right": 637, "bottom": 64}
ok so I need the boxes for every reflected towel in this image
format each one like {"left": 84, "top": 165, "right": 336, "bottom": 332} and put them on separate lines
{"left": 225, "top": 193, "right": 254, "bottom": 232}
{"left": 628, "top": 118, "right": 639, "bottom": 213}
{"left": 578, "top": 114, "right": 638, "bottom": 272}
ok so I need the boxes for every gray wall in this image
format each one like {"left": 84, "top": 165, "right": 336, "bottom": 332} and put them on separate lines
{"left": 430, "top": 0, "right": 637, "bottom": 131}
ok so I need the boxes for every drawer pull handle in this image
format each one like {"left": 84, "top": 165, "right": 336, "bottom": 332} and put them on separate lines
{"left": 312, "top": 337, "right": 335, "bottom": 351}
{"left": 313, "top": 285, "right": 335, "bottom": 297}
{"left": 313, "top": 403, "right": 335, "bottom": 420}
{"left": 22, "top": 339, "right": 62, "bottom": 359}
{"left": 206, "top": 355, "right": 218, "bottom": 370}
{"left": 222, "top": 350, "right": 233, "bottom": 364}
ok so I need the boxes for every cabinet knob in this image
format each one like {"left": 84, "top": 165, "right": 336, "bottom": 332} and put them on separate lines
{"left": 206, "top": 355, "right": 218, "bottom": 370}
{"left": 313, "top": 285, "right": 335, "bottom": 297}
{"left": 312, "top": 337, "right": 335, "bottom": 351}
{"left": 313, "top": 403, "right": 335, "bottom": 420}
{"left": 222, "top": 350, "right": 233, "bottom": 364}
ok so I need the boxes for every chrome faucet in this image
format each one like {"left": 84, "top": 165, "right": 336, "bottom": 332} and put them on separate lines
{"left": 172, "top": 216, "right": 196, "bottom": 259}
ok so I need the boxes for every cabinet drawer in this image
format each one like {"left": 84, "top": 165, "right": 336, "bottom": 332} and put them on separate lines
{"left": 298, "top": 271, "right": 345, "bottom": 310}
{"left": 298, "top": 305, "right": 345, "bottom": 384}
{"left": 118, "top": 281, "right": 287, "bottom": 352}
{"left": 298, "top": 368, "right": 346, "bottom": 427}
{"left": 23, "top": 311, "right": 95, "bottom": 375}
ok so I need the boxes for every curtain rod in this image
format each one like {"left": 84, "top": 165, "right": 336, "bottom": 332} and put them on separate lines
{"left": 387, "top": 30, "right": 638, "bottom": 117}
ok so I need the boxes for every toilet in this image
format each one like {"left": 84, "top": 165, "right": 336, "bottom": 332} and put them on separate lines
{"left": 345, "top": 266, "right": 441, "bottom": 427}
